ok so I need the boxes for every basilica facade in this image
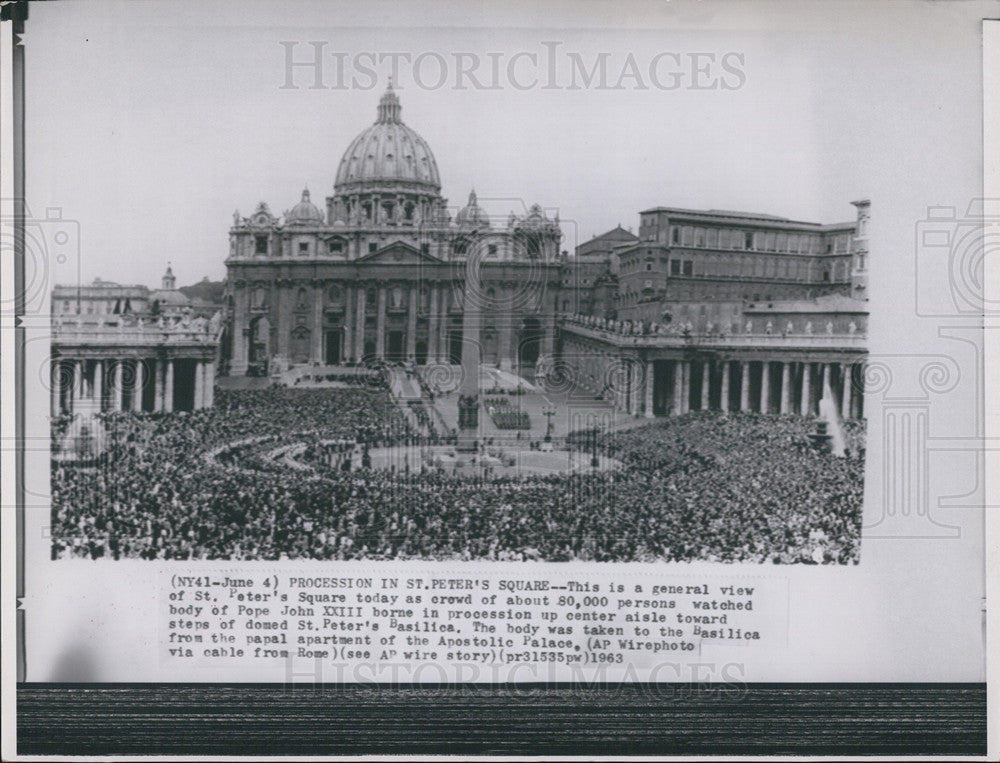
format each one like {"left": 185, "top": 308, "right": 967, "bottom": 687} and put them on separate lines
{"left": 223, "top": 84, "right": 562, "bottom": 376}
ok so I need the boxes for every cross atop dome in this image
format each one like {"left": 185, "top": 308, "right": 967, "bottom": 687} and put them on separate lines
{"left": 377, "top": 79, "right": 402, "bottom": 124}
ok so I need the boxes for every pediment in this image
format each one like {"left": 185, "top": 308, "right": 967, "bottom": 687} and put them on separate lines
{"left": 357, "top": 241, "right": 443, "bottom": 265}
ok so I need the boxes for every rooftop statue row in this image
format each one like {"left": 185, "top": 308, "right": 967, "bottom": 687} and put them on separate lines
{"left": 564, "top": 313, "right": 862, "bottom": 338}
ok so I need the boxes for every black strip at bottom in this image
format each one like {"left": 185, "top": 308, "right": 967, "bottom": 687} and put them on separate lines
{"left": 17, "top": 683, "right": 986, "bottom": 756}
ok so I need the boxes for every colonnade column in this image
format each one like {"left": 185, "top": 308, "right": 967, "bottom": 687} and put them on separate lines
{"left": 780, "top": 362, "right": 791, "bottom": 414}
{"left": 204, "top": 360, "right": 215, "bottom": 408}
{"left": 113, "top": 360, "right": 123, "bottom": 411}
{"left": 74, "top": 360, "right": 84, "bottom": 405}
{"left": 644, "top": 360, "right": 654, "bottom": 417}
{"left": 154, "top": 359, "right": 164, "bottom": 411}
{"left": 132, "top": 360, "right": 144, "bottom": 412}
{"left": 800, "top": 362, "right": 812, "bottom": 417}
{"left": 194, "top": 360, "right": 204, "bottom": 410}
{"left": 164, "top": 359, "right": 174, "bottom": 413}
{"left": 841, "top": 362, "right": 852, "bottom": 419}
{"left": 720, "top": 361, "right": 730, "bottom": 412}
{"left": 701, "top": 361, "right": 711, "bottom": 411}
{"left": 822, "top": 362, "right": 831, "bottom": 402}
{"left": 51, "top": 360, "right": 61, "bottom": 417}
{"left": 94, "top": 360, "right": 104, "bottom": 409}
{"left": 760, "top": 361, "right": 770, "bottom": 414}
{"left": 354, "top": 286, "right": 366, "bottom": 363}
{"left": 739, "top": 361, "right": 750, "bottom": 412}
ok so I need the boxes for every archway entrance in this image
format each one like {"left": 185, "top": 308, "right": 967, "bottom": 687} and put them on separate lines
{"left": 324, "top": 330, "right": 342, "bottom": 365}
{"left": 387, "top": 331, "right": 405, "bottom": 362}
{"left": 519, "top": 317, "right": 542, "bottom": 368}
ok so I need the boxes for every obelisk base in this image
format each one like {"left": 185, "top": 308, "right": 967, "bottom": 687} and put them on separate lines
{"left": 456, "top": 393, "right": 480, "bottom": 452}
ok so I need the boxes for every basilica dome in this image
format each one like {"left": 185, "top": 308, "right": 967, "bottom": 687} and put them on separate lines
{"left": 334, "top": 84, "right": 441, "bottom": 192}
{"left": 285, "top": 188, "right": 325, "bottom": 225}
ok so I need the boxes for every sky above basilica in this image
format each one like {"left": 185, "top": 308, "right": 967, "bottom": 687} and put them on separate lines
{"left": 25, "top": 0, "right": 987, "bottom": 291}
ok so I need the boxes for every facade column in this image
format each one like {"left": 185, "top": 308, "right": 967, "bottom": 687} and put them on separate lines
{"left": 800, "top": 362, "right": 812, "bottom": 416}
{"left": 672, "top": 361, "right": 683, "bottom": 415}
{"left": 232, "top": 287, "right": 249, "bottom": 375}
{"left": 164, "top": 359, "right": 174, "bottom": 413}
{"left": 760, "top": 361, "right": 770, "bottom": 414}
{"left": 822, "top": 362, "right": 831, "bottom": 403}
{"left": 498, "top": 304, "right": 512, "bottom": 372}
{"left": 681, "top": 361, "right": 691, "bottom": 414}
{"left": 739, "top": 361, "right": 750, "bottom": 412}
{"left": 312, "top": 286, "right": 323, "bottom": 364}
{"left": 644, "top": 360, "right": 654, "bottom": 417}
{"left": 841, "top": 362, "right": 852, "bottom": 419}
{"left": 154, "top": 359, "right": 164, "bottom": 412}
{"left": 51, "top": 360, "right": 61, "bottom": 417}
{"left": 427, "top": 285, "right": 439, "bottom": 363}
{"left": 342, "top": 286, "right": 354, "bottom": 365}
{"left": 720, "top": 361, "right": 730, "bottom": 412}
{"left": 375, "top": 284, "right": 387, "bottom": 359}
{"left": 133, "top": 359, "right": 144, "bottom": 412}
{"left": 780, "top": 362, "right": 791, "bottom": 414}
{"left": 406, "top": 285, "right": 418, "bottom": 361}
{"left": 94, "top": 360, "right": 104, "bottom": 410}
{"left": 194, "top": 361, "right": 204, "bottom": 410}
{"left": 700, "top": 361, "right": 711, "bottom": 411}
{"left": 354, "top": 285, "right": 367, "bottom": 362}
{"left": 439, "top": 285, "right": 450, "bottom": 363}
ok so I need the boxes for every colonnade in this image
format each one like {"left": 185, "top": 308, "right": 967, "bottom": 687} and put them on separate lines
{"left": 52, "top": 356, "right": 216, "bottom": 417}
{"left": 598, "top": 357, "right": 863, "bottom": 420}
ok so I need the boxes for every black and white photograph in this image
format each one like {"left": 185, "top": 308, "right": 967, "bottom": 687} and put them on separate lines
{"left": 43, "top": 21, "right": 869, "bottom": 567}
{"left": 3, "top": 0, "right": 994, "bottom": 757}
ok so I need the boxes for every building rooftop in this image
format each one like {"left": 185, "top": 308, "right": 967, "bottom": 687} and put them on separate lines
{"left": 744, "top": 294, "right": 869, "bottom": 314}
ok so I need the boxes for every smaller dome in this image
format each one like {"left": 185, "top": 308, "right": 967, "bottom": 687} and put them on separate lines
{"left": 149, "top": 289, "right": 190, "bottom": 307}
{"left": 455, "top": 190, "right": 490, "bottom": 229}
{"left": 286, "top": 188, "right": 325, "bottom": 225}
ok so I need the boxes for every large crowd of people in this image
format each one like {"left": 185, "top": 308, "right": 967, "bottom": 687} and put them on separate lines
{"left": 50, "top": 387, "right": 864, "bottom": 564}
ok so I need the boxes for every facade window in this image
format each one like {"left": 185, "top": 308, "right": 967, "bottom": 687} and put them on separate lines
{"left": 672, "top": 226, "right": 680, "bottom": 244}
{"left": 488, "top": 244, "right": 497, "bottom": 256}
{"left": 682, "top": 227, "right": 693, "bottom": 246}
{"left": 682, "top": 260, "right": 693, "bottom": 276}
{"left": 299, "top": 242, "right": 309, "bottom": 254}
{"left": 743, "top": 231, "right": 752, "bottom": 249}
{"left": 368, "top": 242, "right": 378, "bottom": 254}
{"left": 421, "top": 243, "right": 430, "bottom": 255}
{"left": 765, "top": 232, "right": 776, "bottom": 251}
{"left": 255, "top": 235, "right": 268, "bottom": 254}
{"left": 646, "top": 263, "right": 652, "bottom": 271}
{"left": 695, "top": 228, "right": 706, "bottom": 247}
{"left": 671, "top": 260, "right": 681, "bottom": 275}
{"left": 328, "top": 240, "right": 343, "bottom": 254}
{"left": 707, "top": 229, "right": 718, "bottom": 248}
